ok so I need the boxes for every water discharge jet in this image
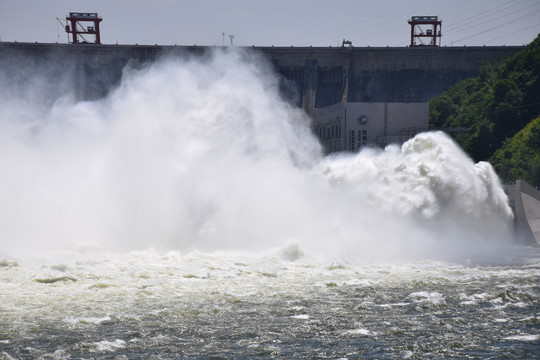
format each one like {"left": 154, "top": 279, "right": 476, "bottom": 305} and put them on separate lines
{"left": 0, "top": 48, "right": 513, "bottom": 261}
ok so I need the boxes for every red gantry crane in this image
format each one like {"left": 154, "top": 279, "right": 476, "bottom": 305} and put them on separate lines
{"left": 408, "top": 16, "right": 442, "bottom": 47}
{"left": 64, "top": 12, "right": 102, "bottom": 44}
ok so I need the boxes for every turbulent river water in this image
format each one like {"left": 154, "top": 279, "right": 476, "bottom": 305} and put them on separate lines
{"left": 0, "top": 49, "right": 538, "bottom": 359}
{"left": 1, "top": 247, "right": 540, "bottom": 359}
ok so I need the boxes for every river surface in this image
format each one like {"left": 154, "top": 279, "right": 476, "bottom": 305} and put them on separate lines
{"left": 1, "top": 245, "right": 539, "bottom": 359}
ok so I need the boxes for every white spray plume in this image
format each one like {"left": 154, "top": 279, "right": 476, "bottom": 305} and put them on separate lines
{"left": 0, "top": 48, "right": 513, "bottom": 262}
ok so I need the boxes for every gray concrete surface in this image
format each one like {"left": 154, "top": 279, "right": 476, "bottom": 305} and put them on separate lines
{"left": 0, "top": 42, "right": 523, "bottom": 107}
{"left": 504, "top": 180, "right": 540, "bottom": 245}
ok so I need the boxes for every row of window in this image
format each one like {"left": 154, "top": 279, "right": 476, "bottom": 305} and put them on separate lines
{"left": 350, "top": 129, "right": 368, "bottom": 151}
{"left": 315, "top": 124, "right": 341, "bottom": 141}
{"left": 314, "top": 126, "right": 368, "bottom": 153}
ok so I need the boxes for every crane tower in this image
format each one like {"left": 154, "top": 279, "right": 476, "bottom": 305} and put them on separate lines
{"left": 65, "top": 12, "right": 102, "bottom": 44}
{"left": 408, "top": 16, "right": 442, "bottom": 47}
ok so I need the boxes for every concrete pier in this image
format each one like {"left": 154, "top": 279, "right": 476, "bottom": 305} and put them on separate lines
{"left": 505, "top": 180, "right": 540, "bottom": 245}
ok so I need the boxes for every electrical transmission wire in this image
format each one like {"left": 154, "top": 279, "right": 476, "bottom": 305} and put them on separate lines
{"left": 451, "top": 9, "right": 540, "bottom": 44}
{"left": 445, "top": 1, "right": 540, "bottom": 38}
{"left": 483, "top": 23, "right": 540, "bottom": 44}
{"left": 443, "top": 0, "right": 517, "bottom": 33}
{"left": 283, "top": 0, "right": 538, "bottom": 47}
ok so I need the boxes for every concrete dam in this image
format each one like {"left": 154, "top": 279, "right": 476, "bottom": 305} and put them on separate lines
{"left": 0, "top": 42, "right": 523, "bottom": 108}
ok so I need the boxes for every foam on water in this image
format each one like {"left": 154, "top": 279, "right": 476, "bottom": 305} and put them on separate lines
{"left": 1, "top": 243, "right": 538, "bottom": 359}
{"left": 503, "top": 334, "right": 540, "bottom": 342}
{"left": 91, "top": 339, "right": 126, "bottom": 352}
{"left": 408, "top": 291, "right": 445, "bottom": 305}
{"left": 0, "top": 48, "right": 513, "bottom": 262}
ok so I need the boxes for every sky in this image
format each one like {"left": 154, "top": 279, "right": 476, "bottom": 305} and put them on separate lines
{"left": 0, "top": 0, "right": 539, "bottom": 47}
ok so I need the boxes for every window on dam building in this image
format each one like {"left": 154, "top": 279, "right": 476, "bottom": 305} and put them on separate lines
{"left": 360, "top": 129, "right": 367, "bottom": 147}
{"left": 315, "top": 124, "right": 341, "bottom": 141}
{"left": 348, "top": 129, "right": 367, "bottom": 152}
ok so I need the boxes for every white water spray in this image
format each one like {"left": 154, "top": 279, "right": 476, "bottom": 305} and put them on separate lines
{"left": 0, "top": 49, "right": 513, "bottom": 261}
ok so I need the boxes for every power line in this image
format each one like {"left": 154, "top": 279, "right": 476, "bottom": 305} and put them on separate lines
{"left": 443, "top": 0, "right": 517, "bottom": 33}
{"left": 282, "top": 0, "right": 537, "bottom": 47}
{"left": 483, "top": 23, "right": 540, "bottom": 44}
{"left": 387, "top": 0, "right": 539, "bottom": 46}
{"left": 349, "top": 0, "right": 532, "bottom": 46}
{"left": 389, "top": 0, "right": 518, "bottom": 46}
{"left": 445, "top": 1, "right": 540, "bottom": 38}
{"left": 452, "top": 9, "right": 540, "bottom": 44}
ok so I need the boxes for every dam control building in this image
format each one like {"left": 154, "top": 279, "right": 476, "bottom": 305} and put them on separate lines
{"left": 311, "top": 102, "right": 428, "bottom": 153}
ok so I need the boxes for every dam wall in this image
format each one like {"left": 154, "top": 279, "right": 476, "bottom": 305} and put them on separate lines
{"left": 0, "top": 42, "right": 523, "bottom": 108}
{"left": 505, "top": 180, "right": 540, "bottom": 246}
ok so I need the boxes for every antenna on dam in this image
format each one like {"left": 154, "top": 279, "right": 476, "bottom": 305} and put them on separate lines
{"left": 64, "top": 12, "right": 102, "bottom": 44}
{"left": 408, "top": 16, "right": 442, "bottom": 47}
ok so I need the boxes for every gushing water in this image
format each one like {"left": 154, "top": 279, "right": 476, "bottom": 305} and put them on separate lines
{"left": 0, "top": 49, "right": 512, "bottom": 260}
{"left": 1, "top": 48, "right": 537, "bottom": 360}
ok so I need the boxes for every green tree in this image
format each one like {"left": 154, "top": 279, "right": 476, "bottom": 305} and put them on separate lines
{"left": 490, "top": 116, "right": 540, "bottom": 187}
{"left": 429, "top": 34, "right": 540, "bottom": 166}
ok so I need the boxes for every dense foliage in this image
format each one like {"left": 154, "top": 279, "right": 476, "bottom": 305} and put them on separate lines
{"left": 490, "top": 116, "right": 540, "bottom": 186}
{"left": 429, "top": 34, "right": 540, "bottom": 185}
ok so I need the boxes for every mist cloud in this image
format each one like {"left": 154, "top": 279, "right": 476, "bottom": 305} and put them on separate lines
{"left": 0, "top": 48, "right": 513, "bottom": 262}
